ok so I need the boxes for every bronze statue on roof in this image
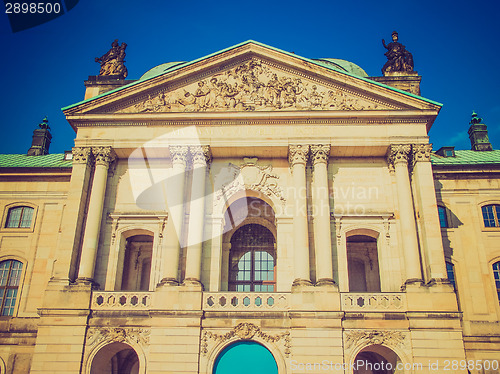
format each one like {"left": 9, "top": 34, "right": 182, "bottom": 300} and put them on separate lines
{"left": 382, "top": 31, "right": 414, "bottom": 74}
{"left": 95, "top": 39, "right": 128, "bottom": 78}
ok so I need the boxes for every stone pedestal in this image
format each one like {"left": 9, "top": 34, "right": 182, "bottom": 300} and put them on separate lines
{"left": 370, "top": 71, "right": 421, "bottom": 96}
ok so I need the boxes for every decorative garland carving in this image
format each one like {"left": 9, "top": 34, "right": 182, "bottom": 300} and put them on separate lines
{"left": 119, "top": 59, "right": 386, "bottom": 113}
{"left": 387, "top": 144, "right": 411, "bottom": 168}
{"left": 215, "top": 159, "right": 285, "bottom": 203}
{"left": 86, "top": 327, "right": 151, "bottom": 348}
{"left": 288, "top": 144, "right": 310, "bottom": 167}
{"left": 72, "top": 147, "right": 93, "bottom": 165}
{"left": 310, "top": 144, "right": 331, "bottom": 165}
{"left": 345, "top": 330, "right": 406, "bottom": 350}
{"left": 201, "top": 323, "right": 291, "bottom": 357}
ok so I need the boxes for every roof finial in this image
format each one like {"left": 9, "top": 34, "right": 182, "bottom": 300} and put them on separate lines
{"left": 39, "top": 116, "right": 50, "bottom": 130}
{"left": 470, "top": 111, "right": 483, "bottom": 125}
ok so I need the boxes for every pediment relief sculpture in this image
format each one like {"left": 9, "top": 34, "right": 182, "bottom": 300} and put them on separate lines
{"left": 117, "top": 59, "right": 394, "bottom": 114}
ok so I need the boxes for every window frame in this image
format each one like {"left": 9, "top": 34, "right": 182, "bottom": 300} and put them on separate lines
{"left": 481, "top": 204, "right": 500, "bottom": 229}
{"left": 0, "top": 259, "right": 24, "bottom": 317}
{"left": 437, "top": 205, "right": 449, "bottom": 228}
{"left": 493, "top": 261, "right": 500, "bottom": 303}
{"left": 1, "top": 203, "right": 37, "bottom": 233}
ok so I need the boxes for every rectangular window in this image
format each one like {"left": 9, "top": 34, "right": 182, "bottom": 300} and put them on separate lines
{"left": 438, "top": 206, "right": 448, "bottom": 228}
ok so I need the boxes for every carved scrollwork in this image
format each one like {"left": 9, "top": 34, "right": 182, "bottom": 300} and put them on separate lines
{"left": 169, "top": 145, "right": 189, "bottom": 167}
{"left": 411, "top": 143, "right": 432, "bottom": 164}
{"left": 120, "top": 59, "right": 385, "bottom": 114}
{"left": 310, "top": 144, "right": 331, "bottom": 165}
{"left": 190, "top": 145, "right": 212, "bottom": 167}
{"left": 201, "top": 323, "right": 291, "bottom": 357}
{"left": 72, "top": 147, "right": 93, "bottom": 165}
{"left": 387, "top": 144, "right": 411, "bottom": 168}
{"left": 288, "top": 144, "right": 310, "bottom": 167}
{"left": 215, "top": 160, "right": 285, "bottom": 203}
{"left": 93, "top": 147, "right": 115, "bottom": 167}
{"left": 345, "top": 330, "right": 406, "bottom": 350}
{"left": 86, "top": 327, "right": 151, "bottom": 348}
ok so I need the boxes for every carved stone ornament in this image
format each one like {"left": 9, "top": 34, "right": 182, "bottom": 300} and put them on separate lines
{"left": 72, "top": 147, "right": 92, "bottom": 165}
{"left": 387, "top": 144, "right": 411, "bottom": 168}
{"left": 288, "top": 144, "right": 310, "bottom": 167}
{"left": 215, "top": 159, "right": 285, "bottom": 203}
{"left": 95, "top": 39, "right": 128, "bottom": 78}
{"left": 118, "top": 59, "right": 388, "bottom": 114}
{"left": 411, "top": 143, "right": 432, "bottom": 165}
{"left": 169, "top": 145, "right": 189, "bottom": 167}
{"left": 201, "top": 323, "right": 291, "bottom": 357}
{"left": 86, "top": 327, "right": 151, "bottom": 348}
{"left": 345, "top": 330, "right": 406, "bottom": 350}
{"left": 93, "top": 147, "right": 115, "bottom": 166}
{"left": 310, "top": 144, "right": 331, "bottom": 165}
{"left": 190, "top": 145, "right": 212, "bottom": 167}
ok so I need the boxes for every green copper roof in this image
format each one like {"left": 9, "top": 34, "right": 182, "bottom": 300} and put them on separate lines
{"left": 313, "top": 58, "right": 368, "bottom": 77}
{"left": 139, "top": 62, "right": 186, "bottom": 81}
{"left": 0, "top": 154, "right": 72, "bottom": 169}
{"left": 62, "top": 40, "right": 442, "bottom": 111}
{"left": 431, "top": 150, "right": 500, "bottom": 165}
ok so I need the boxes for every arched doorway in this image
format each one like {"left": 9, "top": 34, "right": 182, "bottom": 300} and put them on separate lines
{"left": 213, "top": 341, "right": 278, "bottom": 374}
{"left": 353, "top": 345, "right": 402, "bottom": 374}
{"left": 90, "top": 342, "right": 139, "bottom": 374}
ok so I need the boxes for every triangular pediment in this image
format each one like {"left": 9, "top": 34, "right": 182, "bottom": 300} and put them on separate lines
{"left": 64, "top": 41, "right": 440, "bottom": 116}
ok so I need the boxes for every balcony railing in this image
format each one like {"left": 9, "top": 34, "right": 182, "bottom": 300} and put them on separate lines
{"left": 91, "top": 292, "right": 152, "bottom": 310}
{"left": 341, "top": 293, "right": 406, "bottom": 312}
{"left": 203, "top": 292, "right": 290, "bottom": 311}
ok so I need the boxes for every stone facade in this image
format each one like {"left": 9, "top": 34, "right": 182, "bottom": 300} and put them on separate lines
{"left": 0, "top": 41, "right": 498, "bottom": 373}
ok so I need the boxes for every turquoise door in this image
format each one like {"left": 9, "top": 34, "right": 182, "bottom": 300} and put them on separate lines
{"left": 213, "top": 341, "right": 278, "bottom": 374}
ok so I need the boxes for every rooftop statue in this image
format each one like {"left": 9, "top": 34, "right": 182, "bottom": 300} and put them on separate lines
{"left": 95, "top": 39, "right": 128, "bottom": 78}
{"left": 382, "top": 31, "right": 414, "bottom": 74}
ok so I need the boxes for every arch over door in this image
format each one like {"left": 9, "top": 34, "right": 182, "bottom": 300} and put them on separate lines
{"left": 213, "top": 341, "right": 278, "bottom": 374}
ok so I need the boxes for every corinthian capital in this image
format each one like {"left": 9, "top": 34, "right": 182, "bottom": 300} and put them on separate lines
{"left": 310, "top": 144, "right": 331, "bottom": 165}
{"left": 387, "top": 144, "right": 411, "bottom": 168}
{"left": 93, "top": 147, "right": 115, "bottom": 166}
{"left": 190, "top": 145, "right": 212, "bottom": 167}
{"left": 288, "top": 144, "right": 310, "bottom": 167}
{"left": 412, "top": 144, "right": 432, "bottom": 164}
{"left": 169, "top": 145, "right": 189, "bottom": 168}
{"left": 72, "top": 147, "right": 92, "bottom": 165}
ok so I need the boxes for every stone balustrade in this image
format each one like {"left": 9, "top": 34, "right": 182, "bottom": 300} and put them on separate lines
{"left": 203, "top": 292, "right": 290, "bottom": 311}
{"left": 91, "top": 291, "right": 152, "bottom": 310}
{"left": 341, "top": 292, "right": 406, "bottom": 312}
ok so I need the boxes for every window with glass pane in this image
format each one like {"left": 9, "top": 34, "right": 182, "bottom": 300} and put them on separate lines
{"left": 493, "top": 262, "right": 500, "bottom": 302}
{"left": 482, "top": 205, "right": 500, "bottom": 227}
{"left": 446, "top": 262, "right": 456, "bottom": 289}
{"left": 5, "top": 206, "right": 34, "bottom": 228}
{"left": 229, "top": 224, "right": 276, "bottom": 292}
{"left": 438, "top": 206, "right": 448, "bottom": 228}
{"left": 0, "top": 260, "right": 23, "bottom": 316}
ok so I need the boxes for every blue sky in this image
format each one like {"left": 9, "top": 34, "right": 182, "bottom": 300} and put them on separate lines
{"left": 1, "top": 0, "right": 499, "bottom": 154}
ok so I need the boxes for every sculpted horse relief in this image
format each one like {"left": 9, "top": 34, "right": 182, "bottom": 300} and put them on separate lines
{"left": 119, "top": 59, "right": 386, "bottom": 113}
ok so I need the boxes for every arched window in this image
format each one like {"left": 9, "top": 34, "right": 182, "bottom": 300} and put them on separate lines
{"left": 229, "top": 224, "right": 276, "bottom": 292}
{"left": 0, "top": 260, "right": 23, "bottom": 316}
{"left": 5, "top": 206, "right": 34, "bottom": 228}
{"left": 120, "top": 235, "right": 153, "bottom": 291}
{"left": 446, "top": 261, "right": 456, "bottom": 290}
{"left": 90, "top": 342, "right": 139, "bottom": 374}
{"left": 482, "top": 204, "right": 500, "bottom": 227}
{"left": 438, "top": 206, "right": 448, "bottom": 228}
{"left": 493, "top": 261, "right": 500, "bottom": 302}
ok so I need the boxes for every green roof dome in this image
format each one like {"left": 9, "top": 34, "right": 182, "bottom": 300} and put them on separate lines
{"left": 313, "top": 58, "right": 368, "bottom": 77}
{"left": 139, "top": 62, "right": 186, "bottom": 81}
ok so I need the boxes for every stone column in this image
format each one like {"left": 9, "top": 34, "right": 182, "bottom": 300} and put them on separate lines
{"left": 311, "top": 144, "right": 335, "bottom": 286}
{"left": 160, "top": 145, "right": 189, "bottom": 285}
{"left": 184, "top": 146, "right": 212, "bottom": 288}
{"left": 77, "top": 147, "right": 114, "bottom": 283}
{"left": 411, "top": 144, "right": 448, "bottom": 283}
{"left": 387, "top": 144, "right": 422, "bottom": 286}
{"left": 289, "top": 144, "right": 312, "bottom": 287}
